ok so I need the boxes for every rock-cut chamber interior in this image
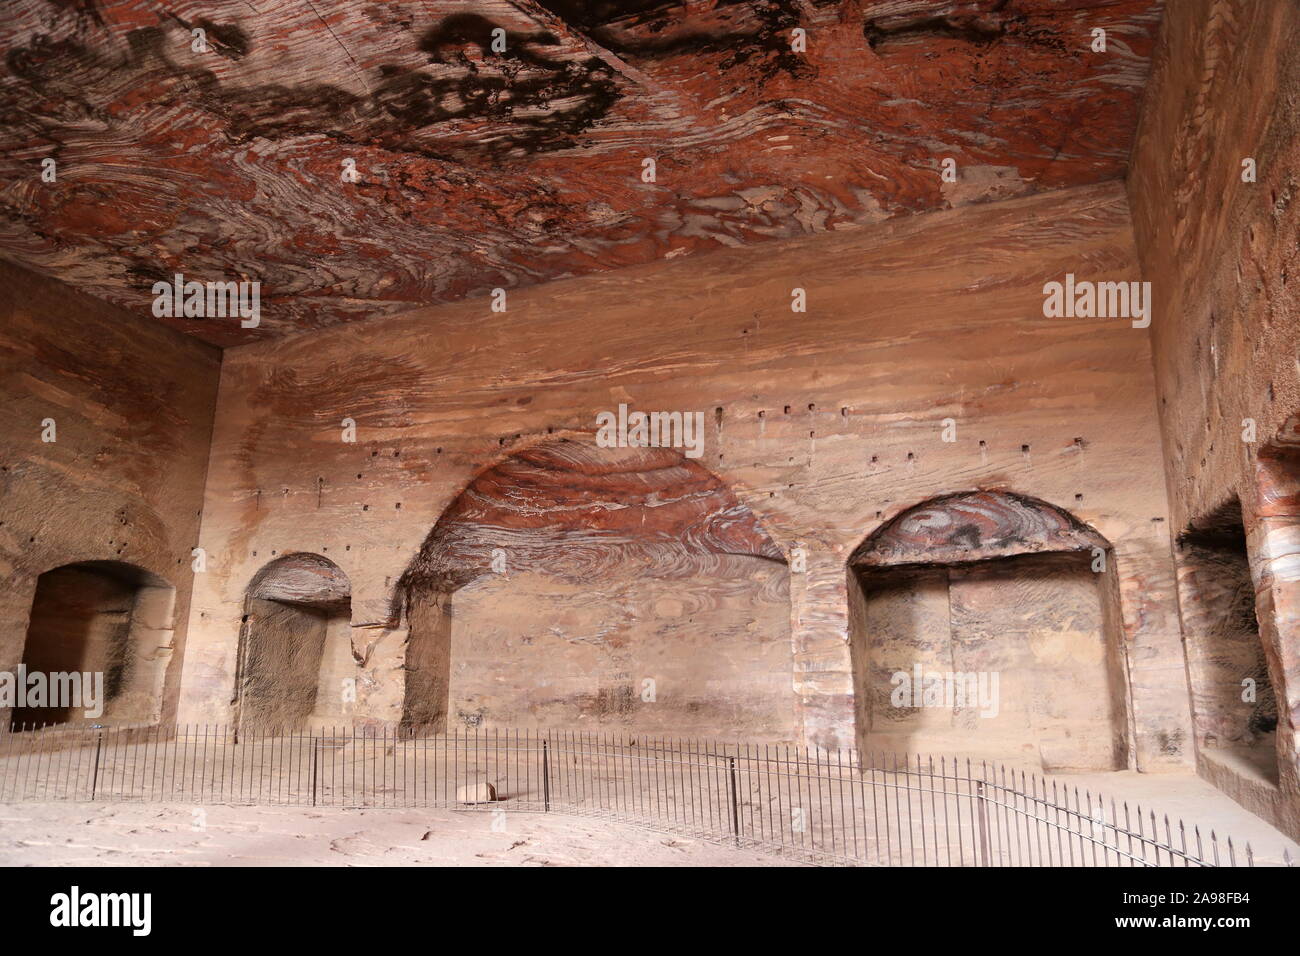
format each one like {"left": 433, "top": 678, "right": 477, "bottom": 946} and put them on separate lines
{"left": 397, "top": 439, "right": 794, "bottom": 739}
{"left": 14, "top": 560, "right": 174, "bottom": 728}
{"left": 1176, "top": 499, "right": 1279, "bottom": 783}
{"left": 848, "top": 492, "right": 1128, "bottom": 772}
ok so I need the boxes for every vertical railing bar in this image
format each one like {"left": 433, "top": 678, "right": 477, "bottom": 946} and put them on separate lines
{"left": 9, "top": 722, "right": 24, "bottom": 801}
{"left": 44, "top": 725, "right": 61, "bottom": 802}
{"left": 27, "top": 724, "right": 45, "bottom": 802}
{"left": 634, "top": 738, "right": 644, "bottom": 827}
{"left": 45, "top": 725, "right": 61, "bottom": 802}
{"left": 875, "top": 753, "right": 889, "bottom": 865}
{"left": 89, "top": 727, "right": 104, "bottom": 802}
{"left": 59, "top": 725, "right": 75, "bottom": 801}
{"left": 798, "top": 743, "right": 809, "bottom": 856}
{"left": 762, "top": 742, "right": 773, "bottom": 850}
{"left": 994, "top": 763, "right": 1010, "bottom": 865}
{"left": 14, "top": 723, "right": 28, "bottom": 801}
{"left": 707, "top": 737, "right": 719, "bottom": 840}
{"left": 624, "top": 733, "right": 634, "bottom": 822}
{"left": 142, "top": 723, "right": 154, "bottom": 803}
{"left": 1087, "top": 791, "right": 1098, "bottom": 868}
{"left": 913, "top": 754, "right": 925, "bottom": 866}
{"left": 974, "top": 775, "right": 988, "bottom": 866}
{"left": 22, "top": 723, "right": 39, "bottom": 801}
{"left": 31, "top": 724, "right": 48, "bottom": 802}
{"left": 55, "top": 725, "right": 74, "bottom": 802}
{"left": 202, "top": 722, "right": 212, "bottom": 805}
{"left": 658, "top": 736, "right": 670, "bottom": 830}
{"left": 1012, "top": 767, "right": 1026, "bottom": 867}
{"left": 888, "top": 754, "right": 902, "bottom": 864}
{"left": 609, "top": 732, "right": 620, "bottom": 818}
{"left": 95, "top": 723, "right": 109, "bottom": 802}
{"left": 219, "top": 723, "right": 228, "bottom": 805}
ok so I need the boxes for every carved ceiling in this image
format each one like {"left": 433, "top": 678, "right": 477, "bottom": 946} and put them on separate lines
{"left": 0, "top": 0, "right": 1163, "bottom": 345}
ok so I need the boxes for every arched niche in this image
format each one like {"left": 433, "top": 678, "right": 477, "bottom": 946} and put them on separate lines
{"left": 395, "top": 437, "right": 792, "bottom": 738}
{"left": 847, "top": 491, "right": 1130, "bottom": 772}
{"left": 236, "top": 553, "right": 352, "bottom": 731}
{"left": 1176, "top": 498, "right": 1278, "bottom": 781}
{"left": 12, "top": 560, "right": 175, "bottom": 728}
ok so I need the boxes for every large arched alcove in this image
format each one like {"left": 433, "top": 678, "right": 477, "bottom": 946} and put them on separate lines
{"left": 847, "top": 491, "right": 1130, "bottom": 772}
{"left": 236, "top": 553, "right": 353, "bottom": 731}
{"left": 13, "top": 560, "right": 175, "bottom": 728}
{"left": 396, "top": 437, "right": 793, "bottom": 738}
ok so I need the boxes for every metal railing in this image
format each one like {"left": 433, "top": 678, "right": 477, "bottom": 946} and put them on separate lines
{"left": 0, "top": 723, "right": 1260, "bottom": 867}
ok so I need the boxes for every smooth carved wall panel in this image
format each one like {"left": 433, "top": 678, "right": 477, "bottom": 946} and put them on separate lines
{"left": 0, "top": 0, "right": 1163, "bottom": 343}
{"left": 949, "top": 556, "right": 1118, "bottom": 772}
{"left": 448, "top": 556, "right": 794, "bottom": 737}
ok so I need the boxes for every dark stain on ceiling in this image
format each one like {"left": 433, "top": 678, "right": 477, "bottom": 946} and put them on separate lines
{"left": 0, "top": 0, "right": 1163, "bottom": 345}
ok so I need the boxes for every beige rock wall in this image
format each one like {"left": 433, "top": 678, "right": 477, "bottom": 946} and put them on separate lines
{"left": 0, "top": 261, "right": 220, "bottom": 726}
{"left": 855, "top": 555, "right": 1122, "bottom": 773}
{"left": 447, "top": 555, "right": 792, "bottom": 738}
{"left": 240, "top": 598, "right": 327, "bottom": 730}
{"left": 1128, "top": 0, "right": 1300, "bottom": 833}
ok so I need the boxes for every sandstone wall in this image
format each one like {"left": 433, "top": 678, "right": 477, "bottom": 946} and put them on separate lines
{"left": 0, "top": 261, "right": 221, "bottom": 725}
{"left": 180, "top": 180, "right": 1189, "bottom": 767}
{"left": 856, "top": 555, "right": 1121, "bottom": 773}
{"left": 1127, "top": 0, "right": 1300, "bottom": 830}
{"left": 448, "top": 555, "right": 793, "bottom": 738}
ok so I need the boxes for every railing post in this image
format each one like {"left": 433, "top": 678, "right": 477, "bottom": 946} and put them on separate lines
{"left": 976, "top": 779, "right": 991, "bottom": 866}
{"left": 311, "top": 735, "right": 319, "bottom": 807}
{"left": 542, "top": 736, "right": 551, "bottom": 812}
{"left": 89, "top": 730, "right": 104, "bottom": 802}
{"left": 728, "top": 755, "right": 740, "bottom": 846}
{"left": 543, "top": 738, "right": 553, "bottom": 811}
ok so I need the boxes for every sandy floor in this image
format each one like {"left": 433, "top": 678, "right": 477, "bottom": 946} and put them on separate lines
{"left": 1052, "top": 770, "right": 1298, "bottom": 866}
{"left": 1, "top": 770, "right": 1292, "bottom": 867}
{"left": 0, "top": 802, "right": 803, "bottom": 867}
{"left": 0, "top": 764, "right": 1284, "bottom": 868}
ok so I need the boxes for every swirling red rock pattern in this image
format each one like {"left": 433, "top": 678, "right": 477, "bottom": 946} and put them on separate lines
{"left": 0, "top": 0, "right": 1162, "bottom": 344}
{"left": 851, "top": 489, "right": 1105, "bottom": 566}
{"left": 400, "top": 438, "right": 784, "bottom": 596}
{"left": 248, "top": 552, "right": 351, "bottom": 609}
